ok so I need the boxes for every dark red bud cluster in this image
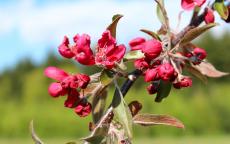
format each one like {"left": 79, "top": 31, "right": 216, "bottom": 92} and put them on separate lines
{"left": 129, "top": 37, "right": 162, "bottom": 71}
{"left": 129, "top": 36, "right": 196, "bottom": 95}
{"left": 44, "top": 66, "right": 91, "bottom": 117}
{"left": 173, "top": 77, "right": 193, "bottom": 89}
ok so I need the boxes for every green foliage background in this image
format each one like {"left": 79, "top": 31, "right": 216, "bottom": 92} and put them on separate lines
{"left": 0, "top": 33, "right": 229, "bottom": 139}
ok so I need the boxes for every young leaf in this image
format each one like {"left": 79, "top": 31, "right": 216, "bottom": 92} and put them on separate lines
{"left": 185, "top": 64, "right": 208, "bottom": 83}
{"left": 107, "top": 14, "right": 123, "bottom": 38}
{"left": 180, "top": 23, "right": 218, "bottom": 46}
{"left": 133, "top": 114, "right": 185, "bottom": 129}
{"left": 155, "top": 81, "right": 172, "bottom": 103}
{"left": 30, "top": 120, "right": 44, "bottom": 144}
{"left": 100, "top": 70, "right": 113, "bottom": 87}
{"left": 214, "top": 0, "right": 229, "bottom": 20}
{"left": 194, "top": 62, "right": 229, "bottom": 78}
{"left": 123, "top": 50, "right": 145, "bottom": 61}
{"left": 156, "top": 0, "right": 169, "bottom": 29}
{"left": 140, "top": 29, "right": 161, "bottom": 41}
{"left": 112, "top": 80, "right": 133, "bottom": 139}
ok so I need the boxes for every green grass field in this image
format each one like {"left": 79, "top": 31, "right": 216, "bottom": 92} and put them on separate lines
{"left": 1, "top": 136, "right": 230, "bottom": 144}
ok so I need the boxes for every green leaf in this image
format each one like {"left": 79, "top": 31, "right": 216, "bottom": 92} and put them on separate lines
{"left": 140, "top": 29, "right": 161, "bottom": 41}
{"left": 66, "top": 142, "right": 77, "bottom": 144}
{"left": 124, "top": 50, "right": 145, "bottom": 61}
{"left": 133, "top": 114, "right": 185, "bottom": 129}
{"left": 30, "top": 120, "right": 44, "bottom": 144}
{"left": 180, "top": 23, "right": 218, "bottom": 46}
{"left": 107, "top": 14, "right": 123, "bottom": 38}
{"left": 112, "top": 81, "right": 133, "bottom": 139}
{"left": 92, "top": 86, "right": 108, "bottom": 124}
{"left": 155, "top": 81, "right": 171, "bottom": 103}
{"left": 82, "top": 125, "right": 108, "bottom": 144}
{"left": 214, "top": 0, "right": 229, "bottom": 20}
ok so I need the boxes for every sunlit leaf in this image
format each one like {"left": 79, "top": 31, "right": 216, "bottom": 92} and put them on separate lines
{"left": 133, "top": 114, "right": 185, "bottom": 129}
{"left": 124, "top": 50, "right": 145, "bottom": 61}
{"left": 180, "top": 23, "right": 218, "bottom": 46}
{"left": 107, "top": 14, "right": 123, "bottom": 38}
{"left": 194, "top": 62, "right": 229, "bottom": 78}
{"left": 155, "top": 81, "right": 171, "bottom": 103}
{"left": 30, "top": 120, "right": 44, "bottom": 144}
{"left": 214, "top": 0, "right": 229, "bottom": 20}
{"left": 112, "top": 81, "right": 133, "bottom": 139}
{"left": 140, "top": 29, "right": 161, "bottom": 41}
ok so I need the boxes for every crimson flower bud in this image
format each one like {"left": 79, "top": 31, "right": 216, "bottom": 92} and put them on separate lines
{"left": 144, "top": 68, "right": 158, "bottom": 82}
{"left": 75, "top": 101, "right": 92, "bottom": 117}
{"left": 58, "top": 36, "right": 75, "bottom": 59}
{"left": 75, "top": 74, "right": 90, "bottom": 89}
{"left": 204, "top": 8, "right": 215, "bottom": 24}
{"left": 147, "top": 83, "right": 159, "bottom": 95}
{"left": 64, "top": 89, "right": 80, "bottom": 108}
{"left": 192, "top": 47, "right": 207, "bottom": 64}
{"left": 158, "top": 63, "right": 177, "bottom": 81}
{"left": 134, "top": 58, "right": 149, "bottom": 70}
{"left": 142, "top": 39, "right": 162, "bottom": 60}
{"left": 48, "top": 82, "right": 65, "bottom": 97}
{"left": 173, "top": 77, "right": 193, "bottom": 89}
{"left": 181, "top": 0, "right": 206, "bottom": 10}
{"left": 129, "top": 37, "right": 146, "bottom": 51}
{"left": 44, "top": 66, "right": 69, "bottom": 82}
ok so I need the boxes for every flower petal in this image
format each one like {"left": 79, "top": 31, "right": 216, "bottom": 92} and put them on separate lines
{"left": 58, "top": 36, "right": 75, "bottom": 58}
{"left": 44, "top": 66, "right": 69, "bottom": 81}
{"left": 181, "top": 0, "right": 195, "bottom": 10}
{"left": 48, "top": 82, "right": 64, "bottom": 97}
{"left": 73, "top": 34, "right": 95, "bottom": 65}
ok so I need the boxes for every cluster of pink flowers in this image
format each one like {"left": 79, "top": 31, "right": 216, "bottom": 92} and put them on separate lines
{"left": 45, "top": 30, "right": 126, "bottom": 117}
{"left": 58, "top": 30, "right": 126, "bottom": 69}
{"left": 44, "top": 67, "right": 91, "bottom": 117}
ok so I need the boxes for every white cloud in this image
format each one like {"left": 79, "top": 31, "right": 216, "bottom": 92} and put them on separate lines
{"left": 0, "top": 0, "right": 185, "bottom": 45}
{"left": 0, "top": 0, "right": 228, "bottom": 46}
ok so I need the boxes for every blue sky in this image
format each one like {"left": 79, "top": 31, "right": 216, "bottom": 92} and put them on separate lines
{"left": 0, "top": 0, "right": 229, "bottom": 72}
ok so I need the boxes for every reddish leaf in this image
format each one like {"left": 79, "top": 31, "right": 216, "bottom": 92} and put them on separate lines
{"left": 133, "top": 114, "right": 185, "bottom": 129}
{"left": 194, "top": 62, "right": 229, "bottom": 78}
{"left": 107, "top": 14, "right": 123, "bottom": 38}
{"left": 186, "top": 64, "right": 208, "bottom": 83}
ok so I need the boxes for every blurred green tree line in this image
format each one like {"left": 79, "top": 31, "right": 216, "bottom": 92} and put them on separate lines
{"left": 0, "top": 32, "right": 229, "bottom": 139}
